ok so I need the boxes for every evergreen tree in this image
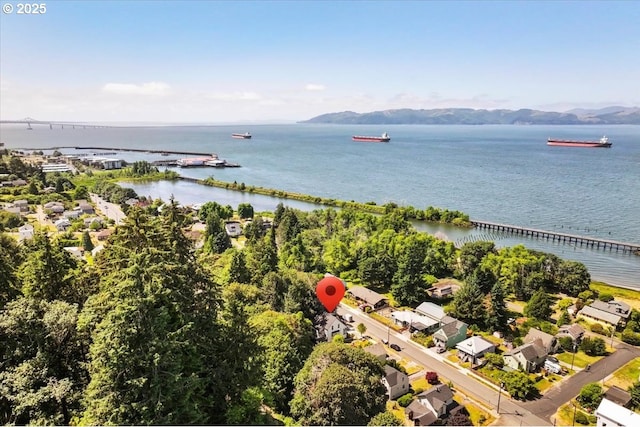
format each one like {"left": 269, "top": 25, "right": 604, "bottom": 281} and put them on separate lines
{"left": 79, "top": 208, "right": 232, "bottom": 425}
{"left": 228, "top": 250, "right": 251, "bottom": 284}
{"left": 0, "top": 234, "right": 21, "bottom": 309}
{"left": 204, "top": 211, "right": 231, "bottom": 253}
{"left": 81, "top": 231, "right": 94, "bottom": 252}
{"left": 489, "top": 282, "right": 508, "bottom": 331}
{"left": 524, "top": 288, "right": 553, "bottom": 320}
{"left": 451, "top": 281, "right": 487, "bottom": 327}
{"left": 18, "top": 232, "right": 78, "bottom": 303}
{"left": 391, "top": 235, "right": 427, "bottom": 306}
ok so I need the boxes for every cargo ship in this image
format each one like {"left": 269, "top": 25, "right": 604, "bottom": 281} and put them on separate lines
{"left": 547, "top": 136, "right": 611, "bottom": 148}
{"left": 352, "top": 132, "right": 390, "bottom": 142}
{"left": 232, "top": 132, "right": 252, "bottom": 139}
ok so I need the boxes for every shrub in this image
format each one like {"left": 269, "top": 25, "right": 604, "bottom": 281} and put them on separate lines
{"left": 426, "top": 371, "right": 439, "bottom": 385}
{"left": 575, "top": 411, "right": 589, "bottom": 425}
{"left": 590, "top": 323, "right": 605, "bottom": 335}
{"left": 397, "top": 393, "right": 413, "bottom": 407}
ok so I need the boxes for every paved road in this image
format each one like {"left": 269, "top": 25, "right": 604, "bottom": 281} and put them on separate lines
{"left": 520, "top": 340, "right": 640, "bottom": 420}
{"left": 337, "top": 304, "right": 550, "bottom": 427}
{"left": 90, "top": 193, "right": 126, "bottom": 225}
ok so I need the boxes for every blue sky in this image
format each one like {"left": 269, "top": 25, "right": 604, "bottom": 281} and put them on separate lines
{"left": 1, "top": 0, "right": 639, "bottom": 123}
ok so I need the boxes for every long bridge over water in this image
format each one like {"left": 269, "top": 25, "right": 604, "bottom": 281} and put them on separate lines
{"left": 471, "top": 220, "right": 640, "bottom": 254}
{"left": 0, "top": 118, "right": 111, "bottom": 129}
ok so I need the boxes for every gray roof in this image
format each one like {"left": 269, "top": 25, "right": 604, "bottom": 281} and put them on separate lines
{"left": 590, "top": 300, "right": 631, "bottom": 318}
{"left": 506, "top": 341, "right": 546, "bottom": 362}
{"left": 579, "top": 305, "right": 622, "bottom": 325}
{"left": 405, "top": 400, "right": 437, "bottom": 426}
{"left": 364, "top": 343, "right": 388, "bottom": 358}
{"left": 416, "top": 302, "right": 446, "bottom": 320}
{"left": 456, "top": 336, "right": 495, "bottom": 356}
{"left": 419, "top": 384, "right": 454, "bottom": 413}
{"left": 435, "top": 320, "right": 467, "bottom": 339}
{"left": 557, "top": 324, "right": 585, "bottom": 340}
{"left": 384, "top": 365, "right": 406, "bottom": 388}
{"left": 604, "top": 386, "right": 632, "bottom": 407}
{"left": 524, "top": 328, "right": 555, "bottom": 349}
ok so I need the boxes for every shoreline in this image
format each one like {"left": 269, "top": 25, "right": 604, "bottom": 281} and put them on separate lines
{"left": 122, "top": 174, "right": 640, "bottom": 294}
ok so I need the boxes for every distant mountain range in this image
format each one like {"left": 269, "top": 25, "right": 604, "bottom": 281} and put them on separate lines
{"left": 300, "top": 106, "right": 640, "bottom": 125}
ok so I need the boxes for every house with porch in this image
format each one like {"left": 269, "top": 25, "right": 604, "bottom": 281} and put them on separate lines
{"left": 556, "top": 323, "right": 585, "bottom": 345}
{"left": 433, "top": 319, "right": 468, "bottom": 350}
{"left": 391, "top": 311, "right": 440, "bottom": 334}
{"left": 504, "top": 341, "right": 547, "bottom": 373}
{"left": 455, "top": 336, "right": 496, "bottom": 365}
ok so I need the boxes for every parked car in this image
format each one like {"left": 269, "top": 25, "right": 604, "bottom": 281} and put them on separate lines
{"left": 343, "top": 314, "right": 354, "bottom": 323}
{"left": 436, "top": 346, "right": 446, "bottom": 354}
{"left": 390, "top": 343, "right": 401, "bottom": 351}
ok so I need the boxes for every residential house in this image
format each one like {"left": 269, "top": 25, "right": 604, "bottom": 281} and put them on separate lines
{"left": 76, "top": 201, "right": 95, "bottom": 215}
{"left": 589, "top": 300, "right": 631, "bottom": 326}
{"left": 100, "top": 158, "right": 123, "bottom": 170}
{"left": 391, "top": 311, "right": 440, "bottom": 334}
{"left": 556, "top": 324, "right": 585, "bottom": 346}
{"left": 427, "top": 281, "right": 460, "bottom": 299}
{"left": 578, "top": 305, "right": 622, "bottom": 328}
{"left": 382, "top": 365, "right": 410, "bottom": 400}
{"left": 363, "top": 343, "right": 388, "bottom": 363}
{"left": 83, "top": 217, "right": 103, "bottom": 228}
{"left": 455, "top": 336, "right": 496, "bottom": 365}
{"left": 433, "top": 319, "right": 468, "bottom": 350}
{"left": 62, "top": 210, "right": 81, "bottom": 220}
{"left": 314, "top": 313, "right": 348, "bottom": 342}
{"left": 224, "top": 221, "right": 242, "bottom": 237}
{"left": 405, "top": 384, "right": 456, "bottom": 426}
{"left": 524, "top": 328, "right": 558, "bottom": 355}
{"left": 416, "top": 302, "right": 447, "bottom": 323}
{"left": 4, "top": 206, "right": 21, "bottom": 215}
{"left": 13, "top": 200, "right": 29, "bottom": 212}
{"left": 603, "top": 386, "right": 632, "bottom": 408}
{"left": 347, "top": 286, "right": 388, "bottom": 310}
{"left": 54, "top": 218, "right": 71, "bottom": 231}
{"left": 96, "top": 229, "right": 112, "bottom": 241}
{"left": 595, "top": 398, "right": 640, "bottom": 427}
{"left": 504, "top": 341, "right": 547, "bottom": 373}
{"left": 44, "top": 201, "right": 65, "bottom": 214}
{"left": 18, "top": 223, "right": 34, "bottom": 241}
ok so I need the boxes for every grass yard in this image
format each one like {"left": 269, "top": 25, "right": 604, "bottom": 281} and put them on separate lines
{"left": 385, "top": 401, "right": 409, "bottom": 426}
{"left": 556, "top": 350, "right": 606, "bottom": 369}
{"left": 398, "top": 359, "right": 423, "bottom": 376}
{"left": 604, "top": 357, "right": 640, "bottom": 390}
{"left": 533, "top": 373, "right": 563, "bottom": 393}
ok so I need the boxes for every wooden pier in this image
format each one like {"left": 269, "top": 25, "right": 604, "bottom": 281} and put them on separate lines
{"left": 471, "top": 220, "right": 640, "bottom": 254}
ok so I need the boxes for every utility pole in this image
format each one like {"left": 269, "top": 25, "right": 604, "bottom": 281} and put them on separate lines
{"left": 570, "top": 343, "right": 577, "bottom": 372}
{"left": 497, "top": 381, "right": 505, "bottom": 414}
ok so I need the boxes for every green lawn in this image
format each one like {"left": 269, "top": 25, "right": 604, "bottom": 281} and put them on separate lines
{"left": 604, "top": 357, "right": 640, "bottom": 390}
{"left": 453, "top": 394, "right": 494, "bottom": 426}
{"left": 533, "top": 373, "right": 563, "bottom": 393}
{"left": 556, "top": 351, "right": 605, "bottom": 369}
{"left": 398, "top": 359, "right": 423, "bottom": 376}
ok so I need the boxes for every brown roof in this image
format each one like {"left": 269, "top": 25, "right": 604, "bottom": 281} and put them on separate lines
{"left": 347, "top": 286, "right": 387, "bottom": 306}
{"left": 604, "top": 386, "right": 632, "bottom": 407}
{"left": 405, "top": 400, "right": 437, "bottom": 426}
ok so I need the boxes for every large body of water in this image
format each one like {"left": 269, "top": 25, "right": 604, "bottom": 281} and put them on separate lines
{"left": 2, "top": 123, "right": 639, "bottom": 288}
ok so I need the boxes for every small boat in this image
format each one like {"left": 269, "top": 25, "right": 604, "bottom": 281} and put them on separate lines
{"left": 547, "top": 136, "right": 612, "bottom": 148}
{"left": 352, "top": 132, "right": 390, "bottom": 142}
{"left": 232, "top": 132, "right": 252, "bottom": 139}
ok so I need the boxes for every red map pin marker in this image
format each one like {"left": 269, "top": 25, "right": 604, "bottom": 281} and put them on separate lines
{"left": 316, "top": 276, "right": 346, "bottom": 312}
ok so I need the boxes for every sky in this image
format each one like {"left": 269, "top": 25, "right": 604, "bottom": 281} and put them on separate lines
{"left": 1, "top": 0, "right": 639, "bottom": 123}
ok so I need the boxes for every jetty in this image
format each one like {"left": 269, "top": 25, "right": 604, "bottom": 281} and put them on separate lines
{"left": 51, "top": 146, "right": 217, "bottom": 157}
{"left": 471, "top": 220, "right": 640, "bottom": 254}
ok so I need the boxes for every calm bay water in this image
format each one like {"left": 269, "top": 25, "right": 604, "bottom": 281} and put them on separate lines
{"left": 2, "top": 123, "right": 639, "bottom": 288}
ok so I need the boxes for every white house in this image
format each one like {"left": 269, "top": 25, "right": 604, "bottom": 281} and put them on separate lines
{"left": 224, "top": 221, "right": 242, "bottom": 237}
{"left": 596, "top": 398, "right": 640, "bottom": 427}
{"left": 382, "top": 365, "right": 410, "bottom": 400}
{"left": 18, "top": 223, "right": 34, "bottom": 241}
{"left": 314, "top": 313, "right": 348, "bottom": 342}
{"left": 455, "top": 336, "right": 496, "bottom": 365}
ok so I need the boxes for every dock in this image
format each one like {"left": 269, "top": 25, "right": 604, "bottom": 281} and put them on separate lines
{"left": 471, "top": 220, "right": 640, "bottom": 254}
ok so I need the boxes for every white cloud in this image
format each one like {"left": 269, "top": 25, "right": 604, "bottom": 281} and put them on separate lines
{"left": 305, "top": 83, "right": 326, "bottom": 91}
{"left": 102, "top": 81, "right": 171, "bottom": 96}
{"left": 206, "top": 91, "right": 262, "bottom": 101}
